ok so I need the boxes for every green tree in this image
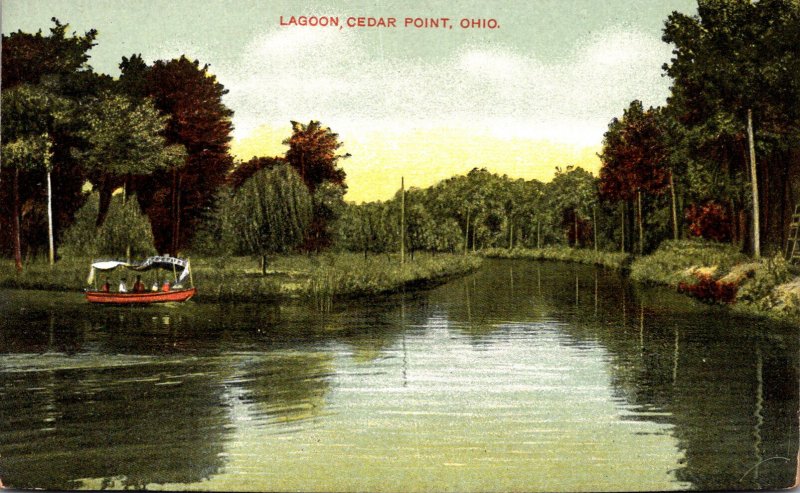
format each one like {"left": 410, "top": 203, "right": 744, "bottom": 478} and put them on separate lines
{"left": 548, "top": 166, "right": 598, "bottom": 248}
{"left": 232, "top": 165, "right": 313, "bottom": 274}
{"left": 662, "top": 0, "right": 800, "bottom": 255}
{"left": 2, "top": 19, "right": 110, "bottom": 265}
{"left": 1, "top": 84, "right": 70, "bottom": 270}
{"left": 77, "top": 91, "right": 185, "bottom": 226}
{"left": 60, "top": 193, "right": 157, "bottom": 259}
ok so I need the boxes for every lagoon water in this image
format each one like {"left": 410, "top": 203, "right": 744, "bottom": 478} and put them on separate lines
{"left": 0, "top": 260, "right": 797, "bottom": 491}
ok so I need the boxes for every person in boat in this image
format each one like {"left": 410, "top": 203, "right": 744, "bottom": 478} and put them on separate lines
{"left": 151, "top": 280, "right": 159, "bottom": 292}
{"left": 119, "top": 278, "right": 128, "bottom": 293}
{"left": 132, "top": 275, "right": 146, "bottom": 293}
{"left": 101, "top": 277, "right": 111, "bottom": 293}
{"left": 161, "top": 279, "right": 171, "bottom": 292}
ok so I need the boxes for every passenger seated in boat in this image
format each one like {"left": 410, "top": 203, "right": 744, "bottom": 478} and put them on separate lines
{"left": 161, "top": 280, "right": 171, "bottom": 292}
{"left": 119, "top": 278, "right": 128, "bottom": 293}
{"left": 132, "top": 275, "right": 146, "bottom": 293}
{"left": 151, "top": 281, "right": 159, "bottom": 292}
{"left": 101, "top": 278, "right": 111, "bottom": 293}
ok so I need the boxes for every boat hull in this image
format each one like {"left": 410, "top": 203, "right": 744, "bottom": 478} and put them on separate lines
{"left": 85, "top": 288, "right": 197, "bottom": 304}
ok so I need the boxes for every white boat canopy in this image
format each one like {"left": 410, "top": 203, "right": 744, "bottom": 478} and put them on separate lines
{"left": 87, "top": 256, "right": 191, "bottom": 285}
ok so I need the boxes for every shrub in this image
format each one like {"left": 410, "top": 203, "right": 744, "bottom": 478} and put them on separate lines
{"left": 629, "top": 239, "right": 746, "bottom": 285}
{"left": 685, "top": 201, "right": 731, "bottom": 242}
{"left": 736, "top": 255, "right": 792, "bottom": 309}
{"left": 60, "top": 192, "right": 157, "bottom": 259}
{"left": 678, "top": 274, "right": 738, "bottom": 304}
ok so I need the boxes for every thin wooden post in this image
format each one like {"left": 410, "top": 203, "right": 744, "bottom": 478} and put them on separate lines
{"left": 400, "top": 176, "right": 405, "bottom": 265}
{"left": 47, "top": 169, "right": 54, "bottom": 266}
{"left": 593, "top": 206, "right": 597, "bottom": 252}
{"left": 13, "top": 167, "right": 22, "bottom": 272}
{"left": 537, "top": 219, "right": 541, "bottom": 249}
{"left": 748, "top": 109, "right": 761, "bottom": 258}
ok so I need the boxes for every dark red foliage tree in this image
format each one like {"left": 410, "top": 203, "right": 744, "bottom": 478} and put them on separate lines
{"left": 282, "top": 121, "right": 349, "bottom": 251}
{"left": 124, "top": 56, "right": 235, "bottom": 254}
{"left": 599, "top": 101, "right": 670, "bottom": 202}
{"left": 283, "top": 120, "right": 348, "bottom": 193}
{"left": 599, "top": 101, "right": 672, "bottom": 253}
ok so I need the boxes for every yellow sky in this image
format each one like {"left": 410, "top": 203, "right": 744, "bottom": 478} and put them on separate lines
{"left": 231, "top": 125, "right": 601, "bottom": 203}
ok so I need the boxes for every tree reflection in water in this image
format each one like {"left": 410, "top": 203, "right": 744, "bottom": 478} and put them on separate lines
{"left": 0, "top": 261, "right": 797, "bottom": 491}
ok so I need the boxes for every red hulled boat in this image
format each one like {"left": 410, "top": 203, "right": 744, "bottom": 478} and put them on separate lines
{"left": 85, "top": 287, "right": 197, "bottom": 304}
{"left": 84, "top": 256, "right": 196, "bottom": 305}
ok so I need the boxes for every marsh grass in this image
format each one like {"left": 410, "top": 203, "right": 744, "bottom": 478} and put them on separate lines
{"left": 481, "top": 247, "right": 631, "bottom": 270}
{"left": 629, "top": 240, "right": 800, "bottom": 322}
{"left": 629, "top": 239, "right": 747, "bottom": 285}
{"left": 0, "top": 252, "right": 482, "bottom": 303}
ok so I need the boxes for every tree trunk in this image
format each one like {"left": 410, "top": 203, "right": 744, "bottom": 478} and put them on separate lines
{"left": 637, "top": 190, "right": 644, "bottom": 255}
{"left": 537, "top": 219, "right": 541, "bottom": 249}
{"left": 95, "top": 178, "right": 115, "bottom": 227}
{"left": 730, "top": 199, "right": 739, "bottom": 246}
{"left": 12, "top": 167, "right": 22, "bottom": 272}
{"left": 464, "top": 208, "right": 470, "bottom": 255}
{"left": 47, "top": 169, "right": 55, "bottom": 266}
{"left": 620, "top": 202, "right": 625, "bottom": 253}
{"left": 669, "top": 170, "right": 679, "bottom": 241}
{"left": 260, "top": 254, "right": 267, "bottom": 275}
{"left": 472, "top": 225, "right": 476, "bottom": 253}
{"left": 574, "top": 211, "right": 578, "bottom": 248}
{"left": 748, "top": 109, "right": 761, "bottom": 258}
{"left": 509, "top": 220, "right": 514, "bottom": 250}
{"left": 593, "top": 207, "right": 597, "bottom": 252}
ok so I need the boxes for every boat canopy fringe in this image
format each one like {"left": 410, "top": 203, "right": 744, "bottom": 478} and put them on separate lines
{"left": 87, "top": 256, "right": 191, "bottom": 285}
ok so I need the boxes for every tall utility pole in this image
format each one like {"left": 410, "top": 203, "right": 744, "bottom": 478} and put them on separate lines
{"left": 47, "top": 168, "right": 54, "bottom": 265}
{"left": 747, "top": 109, "right": 761, "bottom": 258}
{"left": 400, "top": 176, "right": 405, "bottom": 265}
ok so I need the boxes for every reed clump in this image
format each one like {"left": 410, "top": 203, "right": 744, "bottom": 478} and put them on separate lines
{"left": 481, "top": 247, "right": 631, "bottom": 270}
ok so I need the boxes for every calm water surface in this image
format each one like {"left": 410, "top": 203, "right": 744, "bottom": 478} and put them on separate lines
{"left": 0, "top": 260, "right": 797, "bottom": 491}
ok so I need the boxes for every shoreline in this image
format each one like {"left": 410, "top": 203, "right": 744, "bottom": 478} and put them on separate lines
{"left": 482, "top": 242, "right": 800, "bottom": 325}
{"left": 4, "top": 242, "right": 799, "bottom": 325}
{"left": 0, "top": 252, "right": 483, "bottom": 304}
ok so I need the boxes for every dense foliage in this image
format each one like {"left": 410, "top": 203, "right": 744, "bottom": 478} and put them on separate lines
{"left": 4, "top": 1, "right": 800, "bottom": 280}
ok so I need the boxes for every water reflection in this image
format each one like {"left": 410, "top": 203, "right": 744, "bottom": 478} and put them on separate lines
{"left": 0, "top": 260, "right": 797, "bottom": 491}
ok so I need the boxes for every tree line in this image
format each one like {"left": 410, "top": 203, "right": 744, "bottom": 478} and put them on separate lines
{"left": 4, "top": 1, "right": 799, "bottom": 270}
{"left": 599, "top": 0, "right": 800, "bottom": 257}
{"left": 333, "top": 0, "right": 800, "bottom": 260}
{"left": 1, "top": 20, "right": 347, "bottom": 271}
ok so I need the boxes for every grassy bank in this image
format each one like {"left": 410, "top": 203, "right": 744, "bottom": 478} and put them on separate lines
{"left": 483, "top": 241, "right": 800, "bottom": 323}
{"left": 0, "top": 252, "right": 482, "bottom": 302}
{"left": 481, "top": 247, "right": 632, "bottom": 270}
{"left": 630, "top": 240, "right": 800, "bottom": 322}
